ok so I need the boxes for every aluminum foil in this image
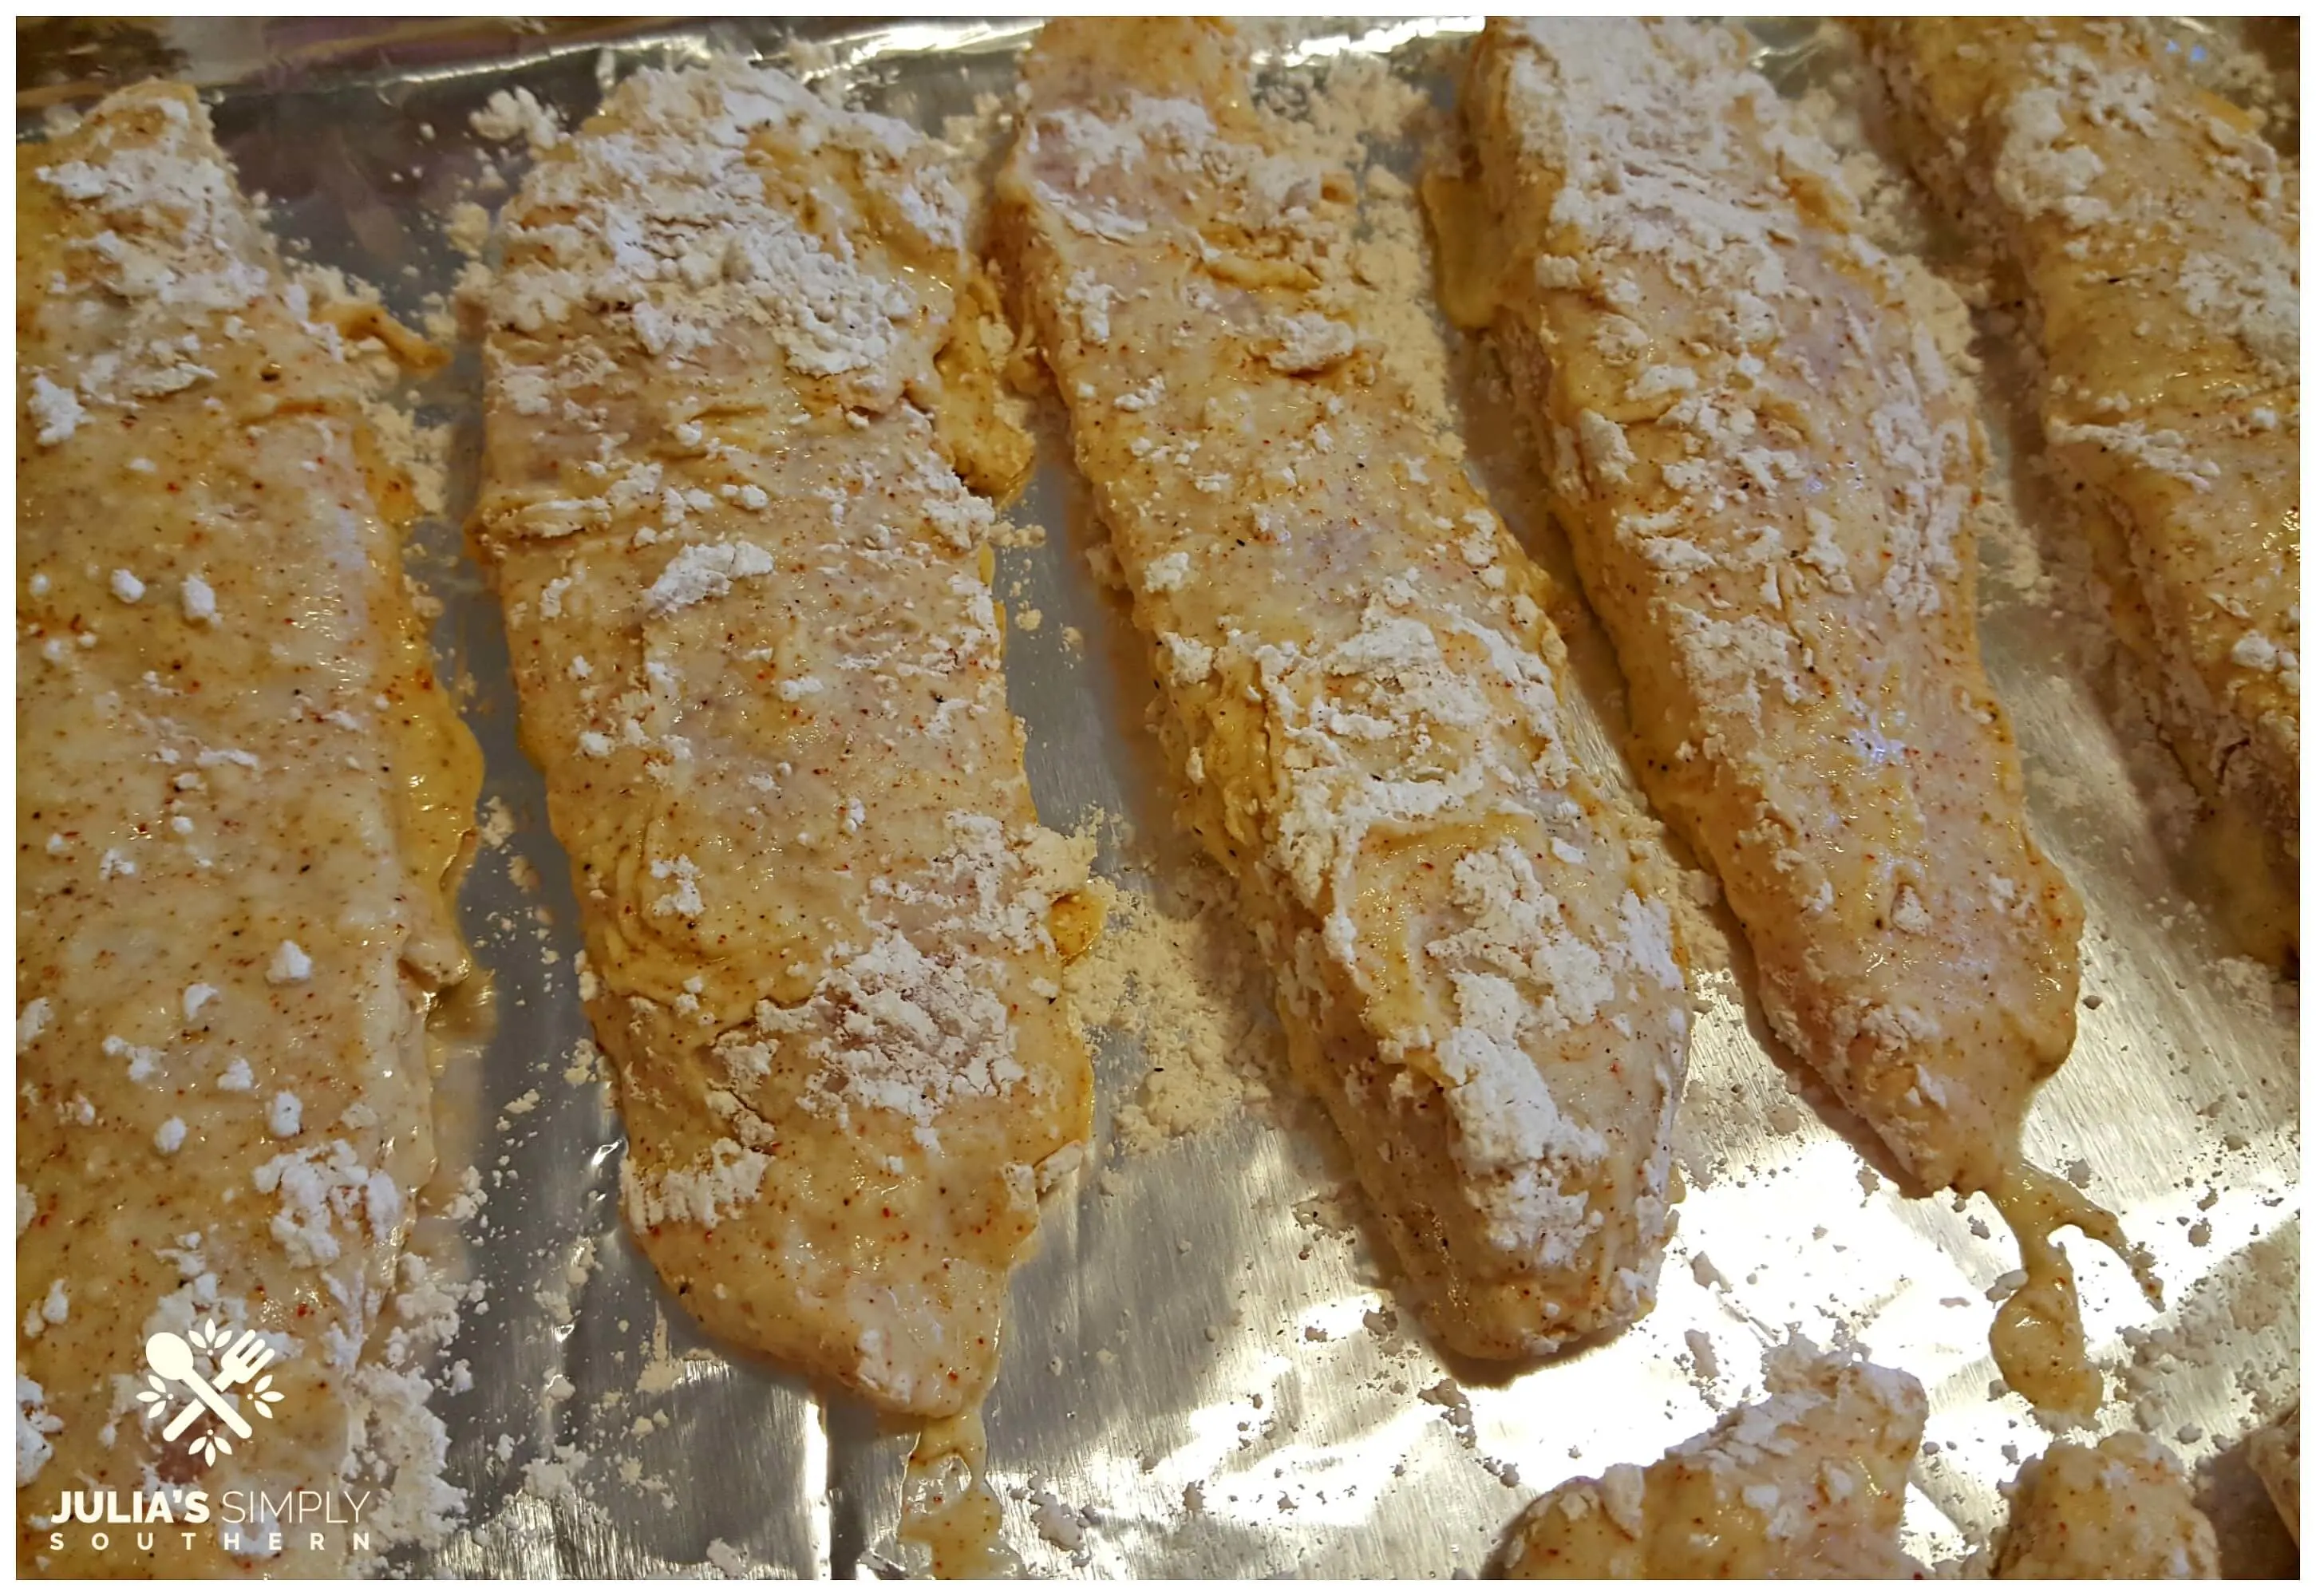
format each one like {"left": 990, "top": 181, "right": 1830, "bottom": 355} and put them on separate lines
{"left": 18, "top": 17, "right": 2298, "bottom": 1578}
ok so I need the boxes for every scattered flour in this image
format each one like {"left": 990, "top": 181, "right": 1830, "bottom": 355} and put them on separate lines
{"left": 1061, "top": 869, "right": 1284, "bottom": 1155}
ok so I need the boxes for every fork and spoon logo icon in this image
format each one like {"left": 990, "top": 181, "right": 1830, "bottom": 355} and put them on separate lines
{"left": 133, "top": 1319, "right": 287, "bottom": 1467}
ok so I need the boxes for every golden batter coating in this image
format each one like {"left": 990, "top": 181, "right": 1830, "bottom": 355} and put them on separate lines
{"left": 1864, "top": 18, "right": 2300, "bottom": 849}
{"left": 1453, "top": 18, "right": 2083, "bottom": 1199}
{"left": 18, "top": 84, "right": 478, "bottom": 1574}
{"left": 1498, "top": 1341, "right": 1927, "bottom": 1578}
{"left": 472, "top": 61, "right": 1092, "bottom": 1418}
{"left": 1994, "top": 1432, "right": 2220, "bottom": 1579}
{"left": 998, "top": 18, "right": 1692, "bottom": 1361}
{"left": 2249, "top": 1407, "right": 2299, "bottom": 1544}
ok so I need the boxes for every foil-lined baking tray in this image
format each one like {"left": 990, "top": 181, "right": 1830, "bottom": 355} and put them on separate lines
{"left": 18, "top": 16, "right": 2298, "bottom": 1578}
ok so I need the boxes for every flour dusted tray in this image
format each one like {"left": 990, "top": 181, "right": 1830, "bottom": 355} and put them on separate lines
{"left": 16, "top": 17, "right": 2298, "bottom": 1578}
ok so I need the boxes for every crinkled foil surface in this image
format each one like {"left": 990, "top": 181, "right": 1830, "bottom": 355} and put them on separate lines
{"left": 18, "top": 16, "right": 2298, "bottom": 1578}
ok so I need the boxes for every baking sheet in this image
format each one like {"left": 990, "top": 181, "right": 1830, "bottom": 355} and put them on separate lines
{"left": 17, "top": 17, "right": 2298, "bottom": 1578}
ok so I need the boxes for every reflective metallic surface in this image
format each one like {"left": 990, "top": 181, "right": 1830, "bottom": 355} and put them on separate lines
{"left": 19, "top": 17, "right": 2297, "bottom": 1578}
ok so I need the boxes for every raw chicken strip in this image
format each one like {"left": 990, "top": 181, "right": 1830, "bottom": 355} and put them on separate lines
{"left": 473, "top": 60, "right": 1093, "bottom": 1417}
{"left": 998, "top": 18, "right": 1692, "bottom": 1359}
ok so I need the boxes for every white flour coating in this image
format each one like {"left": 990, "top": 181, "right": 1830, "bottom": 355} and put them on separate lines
{"left": 17, "top": 1375, "right": 63, "bottom": 1483}
{"left": 643, "top": 540, "right": 778, "bottom": 614}
{"left": 1501, "top": 18, "right": 1971, "bottom": 705}
{"left": 622, "top": 812, "right": 1087, "bottom": 1226}
{"left": 486, "top": 61, "right": 961, "bottom": 388}
{"left": 469, "top": 86, "right": 566, "bottom": 155}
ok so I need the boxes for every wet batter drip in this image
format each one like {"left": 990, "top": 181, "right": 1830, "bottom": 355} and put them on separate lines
{"left": 898, "top": 1409, "right": 1017, "bottom": 1578}
{"left": 1989, "top": 1162, "right": 2163, "bottom": 1420}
